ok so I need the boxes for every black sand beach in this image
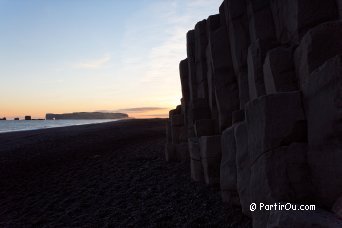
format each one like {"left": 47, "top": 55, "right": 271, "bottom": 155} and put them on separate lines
{"left": 0, "top": 119, "right": 250, "bottom": 227}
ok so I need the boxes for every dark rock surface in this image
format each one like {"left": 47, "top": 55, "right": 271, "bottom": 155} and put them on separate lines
{"left": 250, "top": 143, "right": 313, "bottom": 227}
{"left": 247, "top": 39, "right": 277, "bottom": 100}
{"left": 210, "top": 26, "right": 240, "bottom": 131}
{"left": 234, "top": 121, "right": 251, "bottom": 218}
{"left": 332, "top": 196, "right": 342, "bottom": 219}
{"left": 189, "top": 137, "right": 204, "bottom": 183}
{"left": 247, "top": 0, "right": 276, "bottom": 43}
{"left": 302, "top": 55, "right": 342, "bottom": 209}
{"left": 302, "top": 55, "right": 342, "bottom": 146}
{"left": 246, "top": 91, "right": 307, "bottom": 164}
{"left": 270, "top": 0, "right": 338, "bottom": 44}
{"left": 167, "top": 1, "right": 342, "bottom": 227}
{"left": 200, "top": 135, "right": 222, "bottom": 186}
{"left": 263, "top": 46, "right": 298, "bottom": 94}
{"left": 294, "top": 21, "right": 342, "bottom": 90}
{"left": 220, "top": 126, "right": 239, "bottom": 206}
{"left": 267, "top": 206, "right": 342, "bottom": 227}
{"left": 194, "top": 119, "right": 216, "bottom": 137}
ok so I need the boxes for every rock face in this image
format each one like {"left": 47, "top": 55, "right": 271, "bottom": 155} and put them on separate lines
{"left": 235, "top": 121, "right": 251, "bottom": 217}
{"left": 333, "top": 196, "right": 342, "bottom": 219}
{"left": 189, "top": 137, "right": 203, "bottom": 182}
{"left": 302, "top": 55, "right": 342, "bottom": 209}
{"left": 247, "top": 0, "right": 276, "bottom": 43}
{"left": 263, "top": 46, "right": 298, "bottom": 94}
{"left": 220, "top": 126, "right": 240, "bottom": 206}
{"left": 200, "top": 135, "right": 222, "bottom": 186}
{"left": 267, "top": 207, "right": 342, "bottom": 227}
{"left": 223, "top": 0, "right": 251, "bottom": 109}
{"left": 294, "top": 21, "right": 342, "bottom": 90}
{"left": 270, "top": 0, "right": 338, "bottom": 44}
{"left": 246, "top": 91, "right": 307, "bottom": 164}
{"left": 166, "top": 1, "right": 342, "bottom": 227}
{"left": 250, "top": 143, "right": 312, "bottom": 227}
{"left": 247, "top": 40, "right": 277, "bottom": 100}
{"left": 46, "top": 112, "right": 128, "bottom": 120}
{"left": 209, "top": 25, "right": 239, "bottom": 131}
{"left": 165, "top": 107, "right": 189, "bottom": 162}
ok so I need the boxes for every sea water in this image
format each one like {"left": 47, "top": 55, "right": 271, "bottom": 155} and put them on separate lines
{"left": 0, "top": 119, "right": 119, "bottom": 133}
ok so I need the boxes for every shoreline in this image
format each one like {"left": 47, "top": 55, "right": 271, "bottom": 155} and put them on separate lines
{"left": 0, "top": 118, "right": 134, "bottom": 134}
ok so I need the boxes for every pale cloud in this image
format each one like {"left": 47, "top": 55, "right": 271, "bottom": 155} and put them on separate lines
{"left": 96, "top": 107, "right": 168, "bottom": 113}
{"left": 115, "top": 107, "right": 168, "bottom": 113}
{"left": 74, "top": 53, "right": 111, "bottom": 69}
{"left": 116, "top": 0, "right": 222, "bottom": 108}
{"left": 188, "top": 0, "right": 214, "bottom": 7}
{"left": 141, "top": 0, "right": 221, "bottom": 84}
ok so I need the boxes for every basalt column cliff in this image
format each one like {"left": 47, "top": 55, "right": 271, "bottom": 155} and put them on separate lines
{"left": 165, "top": 0, "right": 342, "bottom": 227}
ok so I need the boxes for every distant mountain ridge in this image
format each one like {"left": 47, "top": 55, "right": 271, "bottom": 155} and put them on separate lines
{"left": 46, "top": 112, "right": 129, "bottom": 120}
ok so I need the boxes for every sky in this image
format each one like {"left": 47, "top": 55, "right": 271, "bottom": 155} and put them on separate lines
{"left": 0, "top": 0, "right": 222, "bottom": 119}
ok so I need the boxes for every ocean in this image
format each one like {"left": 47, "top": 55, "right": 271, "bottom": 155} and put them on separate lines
{"left": 0, "top": 119, "right": 120, "bottom": 133}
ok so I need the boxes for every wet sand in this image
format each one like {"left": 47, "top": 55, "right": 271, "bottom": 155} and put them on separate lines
{"left": 0, "top": 119, "right": 250, "bottom": 227}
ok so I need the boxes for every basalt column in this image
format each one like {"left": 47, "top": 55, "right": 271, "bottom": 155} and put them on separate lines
{"left": 207, "top": 9, "right": 242, "bottom": 205}
{"left": 222, "top": 0, "right": 251, "bottom": 109}
{"left": 166, "top": 0, "right": 342, "bottom": 227}
{"left": 165, "top": 106, "right": 189, "bottom": 162}
{"left": 195, "top": 19, "right": 223, "bottom": 186}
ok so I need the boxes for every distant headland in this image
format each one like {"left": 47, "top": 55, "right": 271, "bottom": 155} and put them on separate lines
{"left": 45, "top": 112, "right": 129, "bottom": 120}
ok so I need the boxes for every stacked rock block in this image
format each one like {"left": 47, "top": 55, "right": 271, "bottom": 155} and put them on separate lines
{"left": 165, "top": 106, "right": 189, "bottom": 162}
{"left": 166, "top": 0, "right": 342, "bottom": 226}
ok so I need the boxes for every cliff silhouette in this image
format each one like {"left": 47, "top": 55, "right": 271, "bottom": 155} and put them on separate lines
{"left": 46, "top": 112, "right": 128, "bottom": 120}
